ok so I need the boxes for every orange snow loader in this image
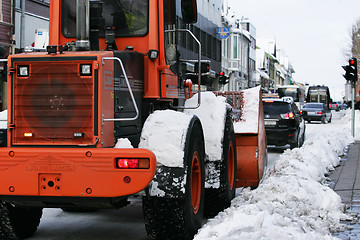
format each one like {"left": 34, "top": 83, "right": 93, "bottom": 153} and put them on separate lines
{"left": 0, "top": 0, "right": 266, "bottom": 239}
{"left": 216, "top": 88, "right": 267, "bottom": 188}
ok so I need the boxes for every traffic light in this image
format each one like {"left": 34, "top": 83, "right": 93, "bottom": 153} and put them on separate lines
{"left": 349, "top": 58, "right": 358, "bottom": 82}
{"left": 219, "top": 71, "right": 229, "bottom": 85}
{"left": 343, "top": 58, "right": 358, "bottom": 82}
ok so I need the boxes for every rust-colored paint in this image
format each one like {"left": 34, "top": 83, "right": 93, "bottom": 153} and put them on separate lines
{"left": 0, "top": 148, "right": 156, "bottom": 197}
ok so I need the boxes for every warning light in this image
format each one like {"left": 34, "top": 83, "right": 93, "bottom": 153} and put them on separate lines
{"left": 24, "top": 133, "right": 34, "bottom": 137}
{"left": 116, "top": 158, "right": 150, "bottom": 169}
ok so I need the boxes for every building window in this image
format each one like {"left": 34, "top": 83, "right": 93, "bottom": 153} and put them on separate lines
{"left": 233, "top": 35, "right": 238, "bottom": 59}
{"left": 216, "top": 39, "right": 221, "bottom": 62}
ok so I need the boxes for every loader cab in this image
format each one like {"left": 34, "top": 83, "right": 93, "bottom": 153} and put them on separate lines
{"left": 52, "top": 0, "right": 199, "bottom": 101}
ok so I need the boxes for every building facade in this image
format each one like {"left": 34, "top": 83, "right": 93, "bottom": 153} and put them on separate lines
{"left": 221, "top": 17, "right": 256, "bottom": 91}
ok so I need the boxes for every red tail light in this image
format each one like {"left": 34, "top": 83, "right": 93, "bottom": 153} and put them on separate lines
{"left": 317, "top": 111, "right": 322, "bottom": 115}
{"left": 281, "top": 112, "right": 295, "bottom": 119}
{"left": 116, "top": 158, "right": 150, "bottom": 169}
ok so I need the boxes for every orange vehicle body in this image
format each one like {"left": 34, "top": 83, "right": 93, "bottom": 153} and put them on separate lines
{"left": 0, "top": 0, "right": 265, "bottom": 204}
{"left": 0, "top": 0, "right": 179, "bottom": 202}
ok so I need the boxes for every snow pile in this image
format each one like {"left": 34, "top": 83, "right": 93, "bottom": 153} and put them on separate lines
{"left": 234, "top": 86, "right": 260, "bottom": 134}
{"left": 185, "top": 92, "right": 227, "bottom": 161}
{"left": 195, "top": 112, "right": 354, "bottom": 239}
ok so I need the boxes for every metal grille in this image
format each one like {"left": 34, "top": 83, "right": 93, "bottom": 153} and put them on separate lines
{"left": 13, "top": 62, "right": 94, "bottom": 145}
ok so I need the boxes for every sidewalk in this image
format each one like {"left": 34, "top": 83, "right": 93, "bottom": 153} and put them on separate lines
{"left": 330, "top": 141, "right": 360, "bottom": 239}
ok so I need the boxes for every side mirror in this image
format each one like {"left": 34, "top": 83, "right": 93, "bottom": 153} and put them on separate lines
{"left": 181, "top": 0, "right": 197, "bottom": 24}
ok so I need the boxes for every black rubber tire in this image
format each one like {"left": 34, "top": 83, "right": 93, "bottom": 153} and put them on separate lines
{"left": 204, "top": 109, "right": 237, "bottom": 218}
{"left": 0, "top": 202, "right": 42, "bottom": 239}
{"left": 290, "top": 130, "right": 299, "bottom": 149}
{"left": 321, "top": 116, "right": 326, "bottom": 124}
{"left": 142, "top": 119, "right": 205, "bottom": 240}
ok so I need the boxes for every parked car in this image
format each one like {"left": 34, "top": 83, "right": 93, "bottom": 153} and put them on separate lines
{"left": 263, "top": 98, "right": 306, "bottom": 149}
{"left": 336, "top": 101, "right": 348, "bottom": 110}
{"left": 301, "top": 102, "right": 332, "bottom": 123}
{"left": 329, "top": 102, "right": 340, "bottom": 111}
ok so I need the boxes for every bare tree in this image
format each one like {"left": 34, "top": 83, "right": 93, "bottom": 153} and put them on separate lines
{"left": 351, "top": 19, "right": 360, "bottom": 59}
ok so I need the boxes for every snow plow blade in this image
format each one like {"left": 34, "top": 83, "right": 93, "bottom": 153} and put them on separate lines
{"left": 216, "top": 86, "right": 267, "bottom": 188}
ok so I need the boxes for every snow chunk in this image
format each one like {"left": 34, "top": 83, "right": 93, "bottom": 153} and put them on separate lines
{"left": 234, "top": 86, "right": 260, "bottom": 134}
{"left": 185, "top": 92, "right": 227, "bottom": 161}
{"left": 114, "top": 138, "right": 133, "bottom": 148}
{"left": 139, "top": 110, "right": 193, "bottom": 167}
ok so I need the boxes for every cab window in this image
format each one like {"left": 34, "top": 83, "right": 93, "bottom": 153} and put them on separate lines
{"left": 62, "top": 0, "right": 149, "bottom": 38}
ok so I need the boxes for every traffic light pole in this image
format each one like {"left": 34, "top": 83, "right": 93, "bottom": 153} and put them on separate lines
{"left": 351, "top": 82, "right": 355, "bottom": 137}
{"left": 343, "top": 57, "right": 358, "bottom": 137}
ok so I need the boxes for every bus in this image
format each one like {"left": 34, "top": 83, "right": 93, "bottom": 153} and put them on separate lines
{"left": 306, "top": 85, "right": 331, "bottom": 108}
{"left": 277, "top": 85, "right": 305, "bottom": 109}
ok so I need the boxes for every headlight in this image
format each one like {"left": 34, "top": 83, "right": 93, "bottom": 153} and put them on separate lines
{"left": 17, "top": 65, "right": 29, "bottom": 77}
{"left": 80, "top": 64, "right": 92, "bottom": 76}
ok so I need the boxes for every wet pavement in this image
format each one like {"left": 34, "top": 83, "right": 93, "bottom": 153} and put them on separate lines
{"left": 330, "top": 141, "right": 360, "bottom": 239}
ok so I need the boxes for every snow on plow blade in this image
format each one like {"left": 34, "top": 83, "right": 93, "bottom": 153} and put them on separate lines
{"left": 216, "top": 86, "right": 266, "bottom": 188}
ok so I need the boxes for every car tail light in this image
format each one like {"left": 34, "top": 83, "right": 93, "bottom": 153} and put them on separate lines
{"left": 316, "top": 111, "right": 322, "bottom": 115}
{"left": 280, "top": 112, "right": 294, "bottom": 119}
{"left": 116, "top": 158, "right": 150, "bottom": 169}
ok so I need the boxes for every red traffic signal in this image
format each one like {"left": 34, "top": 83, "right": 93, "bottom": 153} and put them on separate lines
{"left": 219, "top": 71, "right": 229, "bottom": 85}
{"left": 343, "top": 58, "right": 358, "bottom": 82}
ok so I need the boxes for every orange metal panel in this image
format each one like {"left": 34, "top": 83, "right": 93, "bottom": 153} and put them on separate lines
{"left": 235, "top": 137, "right": 260, "bottom": 188}
{"left": 0, "top": 148, "right": 156, "bottom": 198}
{"left": 234, "top": 88, "right": 267, "bottom": 188}
{"left": 236, "top": 135, "right": 258, "bottom": 146}
{"left": 49, "top": 0, "right": 61, "bottom": 45}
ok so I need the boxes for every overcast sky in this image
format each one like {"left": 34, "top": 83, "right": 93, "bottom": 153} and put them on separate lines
{"left": 227, "top": 0, "right": 360, "bottom": 100}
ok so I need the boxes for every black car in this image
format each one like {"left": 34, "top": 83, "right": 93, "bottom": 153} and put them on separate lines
{"left": 263, "top": 98, "right": 306, "bottom": 149}
{"left": 301, "top": 102, "right": 332, "bottom": 123}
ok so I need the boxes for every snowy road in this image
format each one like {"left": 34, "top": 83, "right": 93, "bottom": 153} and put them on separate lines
{"left": 29, "top": 110, "right": 350, "bottom": 240}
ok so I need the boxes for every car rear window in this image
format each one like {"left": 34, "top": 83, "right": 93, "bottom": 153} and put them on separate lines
{"left": 304, "top": 103, "right": 323, "bottom": 109}
{"left": 263, "top": 102, "right": 291, "bottom": 114}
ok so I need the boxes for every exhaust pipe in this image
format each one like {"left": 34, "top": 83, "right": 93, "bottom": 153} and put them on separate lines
{"left": 76, "top": 0, "right": 90, "bottom": 50}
